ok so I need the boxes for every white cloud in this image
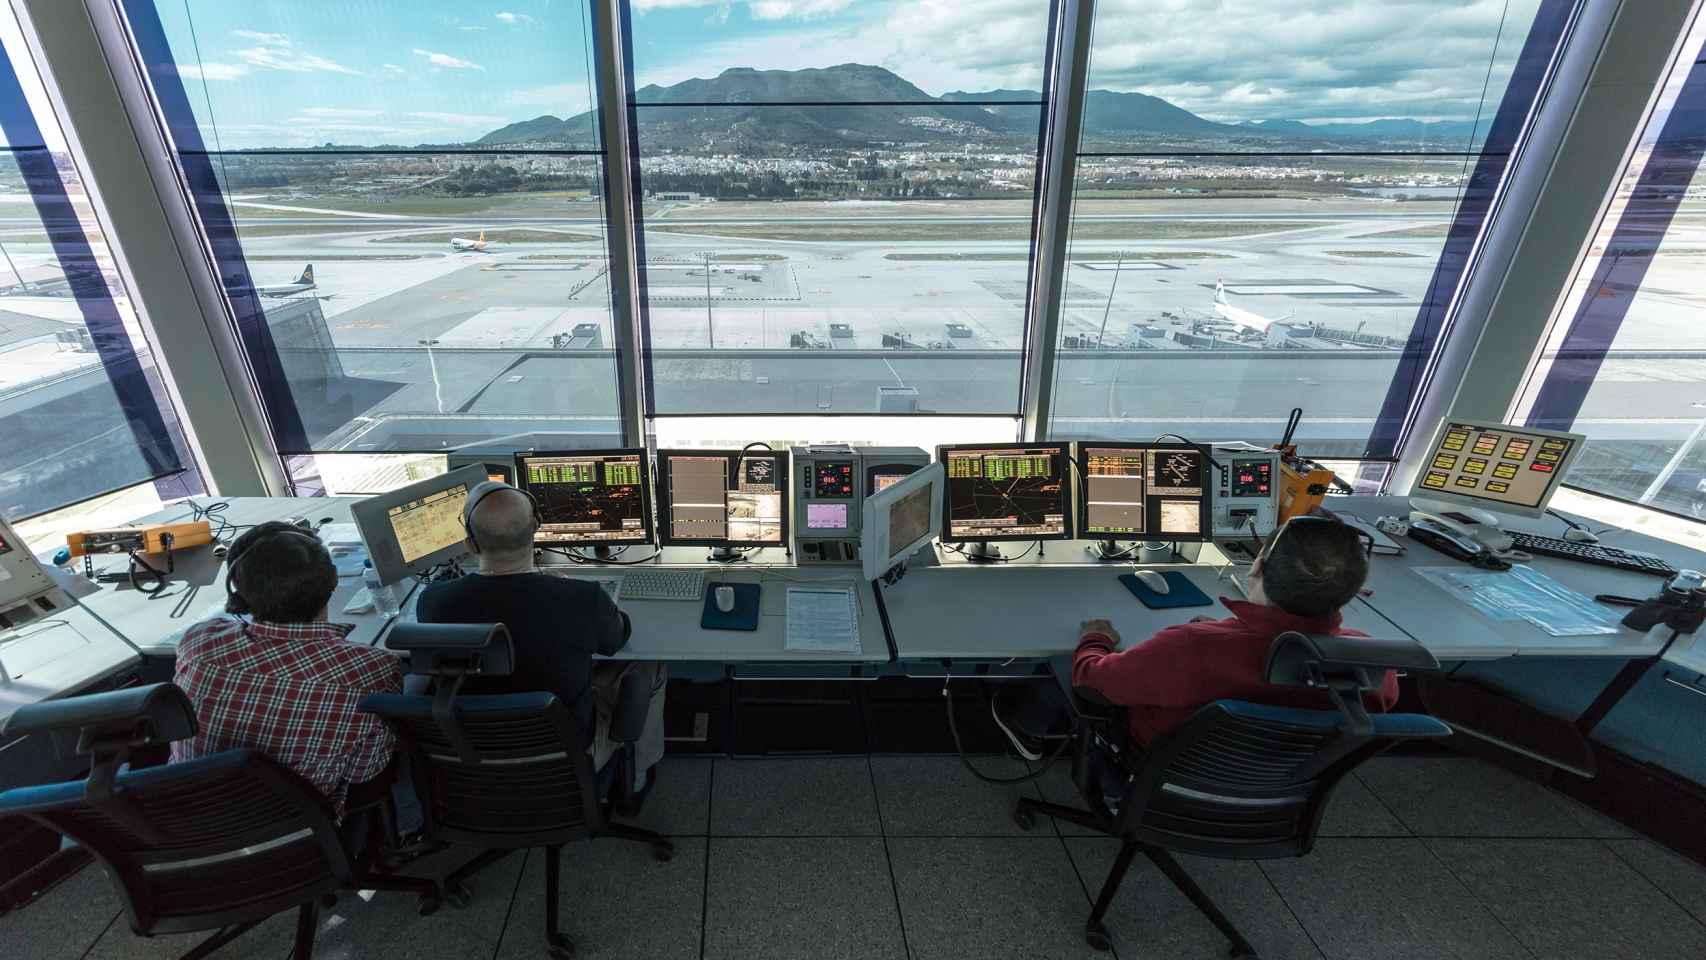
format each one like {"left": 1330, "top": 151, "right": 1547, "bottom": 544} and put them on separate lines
{"left": 381, "top": 63, "right": 407, "bottom": 76}
{"left": 410, "top": 111, "right": 507, "bottom": 126}
{"left": 228, "top": 32, "right": 361, "bottom": 76}
{"left": 231, "top": 30, "right": 291, "bottom": 45}
{"left": 748, "top": 0, "right": 851, "bottom": 21}
{"left": 173, "top": 62, "right": 248, "bottom": 82}
{"left": 505, "top": 83, "right": 596, "bottom": 120}
{"left": 412, "top": 48, "right": 485, "bottom": 71}
{"left": 296, "top": 107, "right": 384, "bottom": 119}
{"left": 496, "top": 12, "right": 535, "bottom": 25}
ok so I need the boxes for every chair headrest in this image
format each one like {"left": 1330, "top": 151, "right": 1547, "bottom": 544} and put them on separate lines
{"left": 1264, "top": 631, "right": 1438, "bottom": 689}
{"left": 0, "top": 683, "right": 196, "bottom": 750}
{"left": 387, "top": 622, "right": 514, "bottom": 678}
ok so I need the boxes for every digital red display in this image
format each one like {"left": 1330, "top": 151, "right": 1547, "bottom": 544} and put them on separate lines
{"left": 1230, "top": 459, "right": 1273, "bottom": 497}
{"left": 814, "top": 462, "right": 855, "bottom": 498}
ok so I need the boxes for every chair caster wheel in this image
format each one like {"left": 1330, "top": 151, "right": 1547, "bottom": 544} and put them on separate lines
{"left": 548, "top": 931, "right": 576, "bottom": 958}
{"left": 1086, "top": 922, "right": 1112, "bottom": 952}
{"left": 1013, "top": 806, "right": 1037, "bottom": 831}
{"left": 446, "top": 880, "right": 473, "bottom": 909}
{"left": 652, "top": 841, "right": 675, "bottom": 863}
{"left": 417, "top": 894, "right": 441, "bottom": 916}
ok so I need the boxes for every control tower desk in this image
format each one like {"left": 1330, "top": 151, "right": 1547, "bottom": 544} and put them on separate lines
{"left": 881, "top": 539, "right": 1402, "bottom": 671}
{"left": 1330, "top": 495, "right": 1682, "bottom": 661}
{"left": 393, "top": 546, "right": 890, "bottom": 677}
{"left": 55, "top": 497, "right": 413, "bottom": 656}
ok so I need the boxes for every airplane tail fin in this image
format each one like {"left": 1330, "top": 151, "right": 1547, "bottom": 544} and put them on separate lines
{"left": 1214, "top": 279, "right": 1226, "bottom": 304}
{"left": 296, "top": 264, "right": 313, "bottom": 285}
{"left": 478, "top": 229, "right": 485, "bottom": 243}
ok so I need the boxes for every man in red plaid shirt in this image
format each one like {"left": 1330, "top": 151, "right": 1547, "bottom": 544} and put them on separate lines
{"left": 172, "top": 521, "right": 403, "bottom": 820}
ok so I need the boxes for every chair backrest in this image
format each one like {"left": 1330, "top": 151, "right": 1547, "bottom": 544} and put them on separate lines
{"left": 1117, "top": 632, "right": 1449, "bottom": 860}
{"left": 0, "top": 684, "right": 348, "bottom": 937}
{"left": 360, "top": 622, "right": 602, "bottom": 848}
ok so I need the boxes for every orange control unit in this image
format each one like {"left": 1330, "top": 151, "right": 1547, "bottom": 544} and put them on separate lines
{"left": 67, "top": 521, "right": 213, "bottom": 558}
{"left": 1271, "top": 407, "right": 1347, "bottom": 524}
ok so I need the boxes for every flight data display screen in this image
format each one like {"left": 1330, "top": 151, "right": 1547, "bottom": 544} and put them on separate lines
{"left": 1080, "top": 445, "right": 1211, "bottom": 541}
{"left": 518, "top": 451, "right": 651, "bottom": 545}
{"left": 387, "top": 483, "right": 471, "bottom": 564}
{"left": 941, "top": 444, "right": 1069, "bottom": 542}
{"left": 807, "top": 503, "right": 849, "bottom": 530}
{"left": 871, "top": 473, "right": 908, "bottom": 494}
{"left": 1416, "top": 422, "right": 1578, "bottom": 510}
{"left": 662, "top": 451, "right": 788, "bottom": 546}
{"left": 1229, "top": 459, "right": 1274, "bottom": 498}
{"left": 814, "top": 462, "right": 855, "bottom": 498}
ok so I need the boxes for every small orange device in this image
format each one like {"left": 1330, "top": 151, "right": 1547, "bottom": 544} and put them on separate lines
{"left": 67, "top": 520, "right": 213, "bottom": 558}
{"left": 1272, "top": 408, "right": 1348, "bottom": 523}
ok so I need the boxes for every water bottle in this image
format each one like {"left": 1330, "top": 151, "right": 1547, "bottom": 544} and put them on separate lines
{"left": 362, "top": 560, "right": 401, "bottom": 618}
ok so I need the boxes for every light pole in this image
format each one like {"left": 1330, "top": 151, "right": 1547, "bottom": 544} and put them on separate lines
{"left": 701, "top": 251, "right": 715, "bottom": 348}
{"left": 1639, "top": 400, "right": 1706, "bottom": 505}
{"left": 419, "top": 338, "right": 443, "bottom": 413}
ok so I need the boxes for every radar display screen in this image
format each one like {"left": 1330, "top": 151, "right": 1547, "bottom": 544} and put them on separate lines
{"left": 658, "top": 449, "right": 789, "bottom": 547}
{"left": 939, "top": 444, "right": 1069, "bottom": 542}
{"left": 517, "top": 450, "right": 652, "bottom": 546}
{"left": 1078, "top": 444, "right": 1211, "bottom": 542}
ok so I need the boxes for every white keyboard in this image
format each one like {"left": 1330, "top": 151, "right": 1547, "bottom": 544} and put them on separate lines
{"left": 618, "top": 569, "right": 706, "bottom": 602}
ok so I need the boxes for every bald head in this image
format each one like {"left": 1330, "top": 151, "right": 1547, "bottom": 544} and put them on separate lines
{"left": 467, "top": 485, "right": 538, "bottom": 561}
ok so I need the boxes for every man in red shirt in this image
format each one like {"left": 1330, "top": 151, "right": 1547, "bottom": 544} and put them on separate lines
{"left": 1071, "top": 514, "right": 1398, "bottom": 750}
{"left": 172, "top": 521, "right": 404, "bottom": 822}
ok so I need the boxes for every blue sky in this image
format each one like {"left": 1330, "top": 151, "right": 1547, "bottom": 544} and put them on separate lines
{"left": 147, "top": 0, "right": 1542, "bottom": 148}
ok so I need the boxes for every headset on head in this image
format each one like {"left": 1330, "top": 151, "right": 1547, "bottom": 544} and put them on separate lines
{"left": 461, "top": 480, "right": 541, "bottom": 552}
{"left": 224, "top": 523, "right": 325, "bottom": 604}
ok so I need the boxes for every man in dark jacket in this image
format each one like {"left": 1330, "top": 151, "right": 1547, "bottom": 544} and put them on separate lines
{"left": 417, "top": 481, "right": 659, "bottom": 786}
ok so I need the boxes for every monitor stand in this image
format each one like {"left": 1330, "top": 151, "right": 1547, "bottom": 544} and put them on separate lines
{"left": 1090, "top": 539, "right": 1130, "bottom": 562}
{"left": 962, "top": 542, "right": 1004, "bottom": 563}
{"left": 706, "top": 546, "right": 747, "bottom": 564}
{"left": 592, "top": 545, "right": 614, "bottom": 561}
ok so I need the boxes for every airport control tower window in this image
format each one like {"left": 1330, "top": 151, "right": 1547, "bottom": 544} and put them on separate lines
{"left": 0, "top": 15, "right": 201, "bottom": 524}
{"left": 625, "top": 1, "right": 1052, "bottom": 417}
{"left": 1515, "top": 13, "right": 1706, "bottom": 522}
{"left": 121, "top": 0, "right": 622, "bottom": 493}
{"left": 1047, "top": 0, "right": 1575, "bottom": 461}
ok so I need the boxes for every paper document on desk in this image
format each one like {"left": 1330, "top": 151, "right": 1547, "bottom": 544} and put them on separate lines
{"left": 785, "top": 586, "right": 861, "bottom": 654}
{"left": 1414, "top": 565, "right": 1618, "bottom": 636}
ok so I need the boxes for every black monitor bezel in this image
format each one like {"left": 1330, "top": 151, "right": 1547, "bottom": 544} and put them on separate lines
{"left": 654, "top": 448, "right": 792, "bottom": 548}
{"left": 1073, "top": 441, "right": 1214, "bottom": 543}
{"left": 514, "top": 447, "right": 656, "bottom": 548}
{"left": 936, "top": 442, "right": 1073, "bottom": 544}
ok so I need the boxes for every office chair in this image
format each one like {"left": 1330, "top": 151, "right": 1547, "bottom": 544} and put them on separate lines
{"left": 0, "top": 683, "right": 438, "bottom": 959}
{"left": 1015, "top": 632, "right": 1449, "bottom": 956}
{"left": 361, "top": 622, "right": 673, "bottom": 960}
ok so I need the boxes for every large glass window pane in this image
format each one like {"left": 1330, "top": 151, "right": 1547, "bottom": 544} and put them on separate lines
{"left": 1516, "top": 15, "right": 1706, "bottom": 518}
{"left": 123, "top": 0, "right": 620, "bottom": 490}
{"left": 1052, "top": 0, "right": 1567, "bottom": 457}
{"left": 0, "top": 14, "right": 198, "bottom": 521}
{"left": 628, "top": 2, "right": 1051, "bottom": 417}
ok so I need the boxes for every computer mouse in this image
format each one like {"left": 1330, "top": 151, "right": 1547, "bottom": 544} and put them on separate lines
{"left": 715, "top": 585, "right": 736, "bottom": 613}
{"left": 1135, "top": 570, "right": 1171, "bottom": 595}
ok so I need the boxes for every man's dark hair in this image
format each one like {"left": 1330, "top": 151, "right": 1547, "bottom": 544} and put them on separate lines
{"left": 1258, "top": 517, "right": 1369, "bottom": 617}
{"left": 225, "top": 521, "right": 337, "bottom": 622}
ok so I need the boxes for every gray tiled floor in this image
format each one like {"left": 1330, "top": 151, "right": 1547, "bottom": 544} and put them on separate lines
{"left": 6, "top": 754, "right": 1706, "bottom": 960}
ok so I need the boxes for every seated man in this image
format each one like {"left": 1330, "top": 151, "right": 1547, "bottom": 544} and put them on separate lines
{"left": 1071, "top": 514, "right": 1398, "bottom": 752}
{"left": 173, "top": 521, "right": 405, "bottom": 823}
{"left": 416, "top": 481, "right": 662, "bottom": 792}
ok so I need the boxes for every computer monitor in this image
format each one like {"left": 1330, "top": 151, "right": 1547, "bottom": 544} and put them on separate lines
{"left": 515, "top": 449, "right": 654, "bottom": 549}
{"left": 1407, "top": 418, "right": 1584, "bottom": 521}
{"left": 1075, "top": 443, "right": 1214, "bottom": 545}
{"left": 862, "top": 463, "right": 944, "bottom": 580}
{"left": 657, "top": 448, "right": 791, "bottom": 557}
{"left": 351, "top": 464, "right": 488, "bottom": 585}
{"left": 937, "top": 443, "right": 1070, "bottom": 558}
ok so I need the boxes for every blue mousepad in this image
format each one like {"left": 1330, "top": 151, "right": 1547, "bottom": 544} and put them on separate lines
{"left": 701, "top": 582, "right": 762, "bottom": 631}
{"left": 1118, "top": 572, "right": 1213, "bottom": 609}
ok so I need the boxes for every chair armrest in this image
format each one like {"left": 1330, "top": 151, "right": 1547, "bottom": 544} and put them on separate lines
{"left": 1069, "top": 686, "right": 1123, "bottom": 725}
{"left": 609, "top": 664, "right": 656, "bottom": 744}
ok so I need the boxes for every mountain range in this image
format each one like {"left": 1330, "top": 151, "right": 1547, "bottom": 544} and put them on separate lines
{"left": 475, "top": 63, "right": 1479, "bottom": 150}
